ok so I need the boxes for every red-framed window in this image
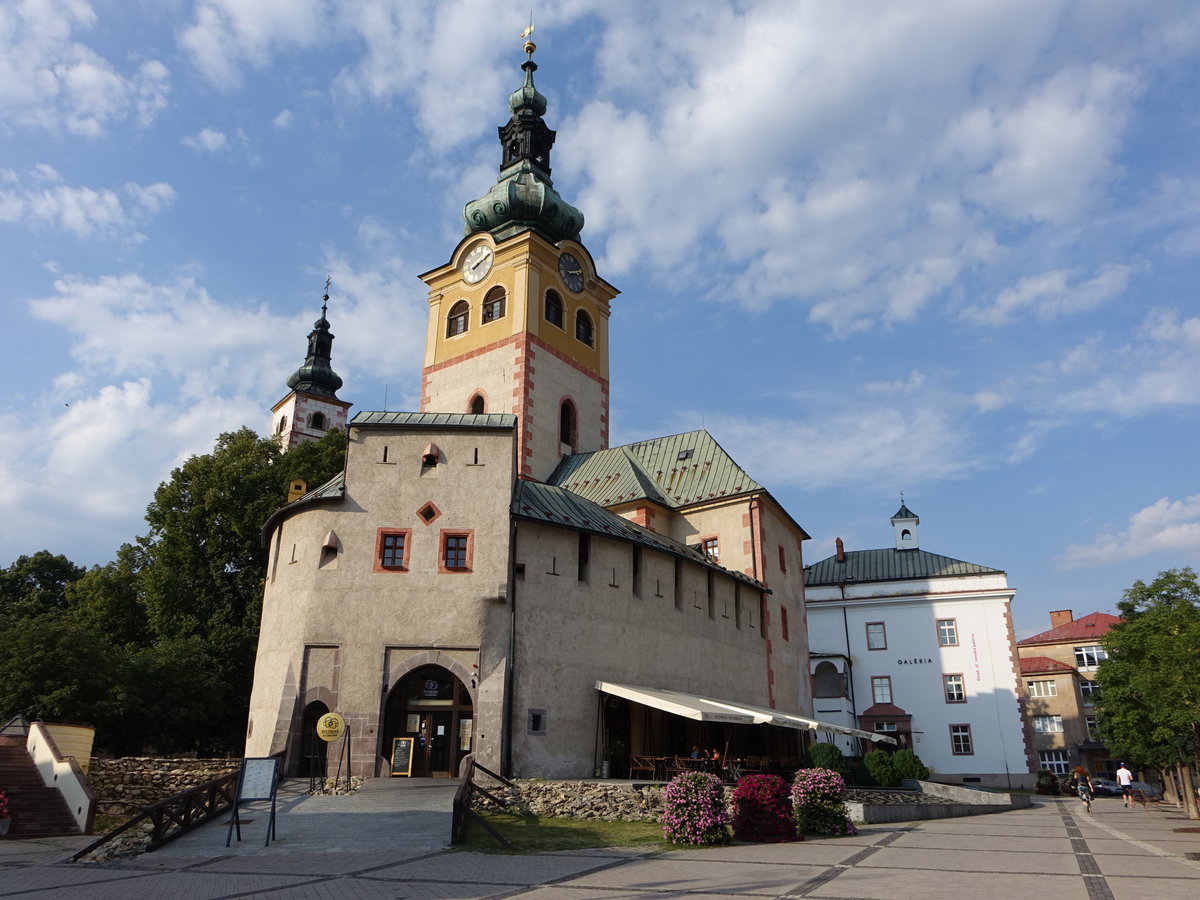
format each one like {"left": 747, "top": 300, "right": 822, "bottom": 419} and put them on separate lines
{"left": 943, "top": 673, "right": 966, "bottom": 703}
{"left": 439, "top": 530, "right": 474, "bottom": 573}
{"left": 866, "top": 622, "right": 887, "bottom": 650}
{"left": 950, "top": 724, "right": 974, "bottom": 755}
{"left": 374, "top": 528, "right": 412, "bottom": 572}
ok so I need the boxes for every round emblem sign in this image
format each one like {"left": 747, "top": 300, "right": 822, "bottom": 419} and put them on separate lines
{"left": 316, "top": 712, "right": 346, "bottom": 742}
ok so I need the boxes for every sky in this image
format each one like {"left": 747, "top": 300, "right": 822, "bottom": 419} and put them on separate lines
{"left": 2, "top": 0, "right": 1198, "bottom": 639}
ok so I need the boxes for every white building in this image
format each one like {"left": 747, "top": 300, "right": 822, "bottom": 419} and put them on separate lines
{"left": 804, "top": 506, "right": 1034, "bottom": 788}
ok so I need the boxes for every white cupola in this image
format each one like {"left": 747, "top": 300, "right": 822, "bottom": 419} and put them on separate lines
{"left": 891, "top": 503, "right": 919, "bottom": 550}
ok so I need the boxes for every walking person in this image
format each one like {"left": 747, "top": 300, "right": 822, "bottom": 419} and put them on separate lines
{"left": 1072, "top": 765, "right": 1095, "bottom": 814}
{"left": 1116, "top": 762, "right": 1134, "bottom": 807}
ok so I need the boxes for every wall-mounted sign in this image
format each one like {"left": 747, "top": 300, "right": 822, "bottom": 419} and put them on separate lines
{"left": 316, "top": 712, "right": 346, "bottom": 742}
{"left": 896, "top": 658, "right": 933, "bottom": 665}
{"left": 406, "top": 714, "right": 420, "bottom": 733}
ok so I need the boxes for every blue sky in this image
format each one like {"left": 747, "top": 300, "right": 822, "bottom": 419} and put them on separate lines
{"left": 2, "top": 0, "right": 1198, "bottom": 638}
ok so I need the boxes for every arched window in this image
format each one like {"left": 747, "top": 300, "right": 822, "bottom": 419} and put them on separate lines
{"left": 559, "top": 400, "right": 577, "bottom": 449}
{"left": 275, "top": 414, "right": 287, "bottom": 435}
{"left": 813, "top": 661, "right": 848, "bottom": 699}
{"left": 544, "top": 290, "right": 563, "bottom": 328}
{"left": 310, "top": 412, "right": 326, "bottom": 430}
{"left": 469, "top": 394, "right": 485, "bottom": 414}
{"left": 575, "top": 309, "right": 594, "bottom": 346}
{"left": 447, "top": 300, "right": 469, "bottom": 337}
{"left": 481, "top": 286, "right": 505, "bottom": 323}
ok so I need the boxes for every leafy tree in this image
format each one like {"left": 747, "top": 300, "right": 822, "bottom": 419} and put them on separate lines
{"left": 0, "top": 427, "right": 347, "bottom": 756}
{"left": 0, "top": 552, "right": 85, "bottom": 626}
{"left": 1096, "top": 568, "right": 1200, "bottom": 818}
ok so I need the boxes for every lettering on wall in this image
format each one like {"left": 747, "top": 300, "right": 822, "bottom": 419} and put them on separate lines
{"left": 896, "top": 658, "right": 933, "bottom": 665}
{"left": 971, "top": 633, "right": 981, "bottom": 682}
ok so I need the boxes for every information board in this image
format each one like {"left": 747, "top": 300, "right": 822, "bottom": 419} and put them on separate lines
{"left": 238, "top": 757, "right": 279, "bottom": 801}
{"left": 390, "top": 737, "right": 415, "bottom": 776}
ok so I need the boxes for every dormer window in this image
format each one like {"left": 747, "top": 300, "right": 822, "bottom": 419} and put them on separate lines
{"left": 421, "top": 442, "right": 441, "bottom": 467}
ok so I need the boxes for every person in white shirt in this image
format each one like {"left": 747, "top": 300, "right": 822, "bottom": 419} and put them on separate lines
{"left": 1116, "top": 762, "right": 1134, "bottom": 808}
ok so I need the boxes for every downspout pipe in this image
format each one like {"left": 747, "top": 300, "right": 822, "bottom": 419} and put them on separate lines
{"left": 501, "top": 521, "right": 518, "bottom": 778}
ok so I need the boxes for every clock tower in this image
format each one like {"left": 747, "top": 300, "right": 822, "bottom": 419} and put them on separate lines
{"left": 419, "top": 40, "right": 618, "bottom": 481}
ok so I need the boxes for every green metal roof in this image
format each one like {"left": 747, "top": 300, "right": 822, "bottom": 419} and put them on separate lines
{"left": 261, "top": 471, "right": 346, "bottom": 545}
{"left": 549, "top": 430, "right": 764, "bottom": 509}
{"left": 513, "top": 480, "right": 765, "bottom": 590}
{"left": 804, "top": 548, "right": 1003, "bottom": 586}
{"left": 351, "top": 411, "right": 516, "bottom": 429}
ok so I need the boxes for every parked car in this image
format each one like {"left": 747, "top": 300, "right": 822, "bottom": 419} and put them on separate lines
{"left": 1091, "top": 777, "right": 1121, "bottom": 796}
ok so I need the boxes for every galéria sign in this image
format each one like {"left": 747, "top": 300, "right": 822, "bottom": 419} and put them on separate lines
{"left": 897, "top": 657, "right": 933, "bottom": 665}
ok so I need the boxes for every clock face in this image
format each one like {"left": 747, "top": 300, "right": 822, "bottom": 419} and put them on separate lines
{"left": 558, "top": 252, "right": 584, "bottom": 292}
{"left": 462, "top": 244, "right": 494, "bottom": 284}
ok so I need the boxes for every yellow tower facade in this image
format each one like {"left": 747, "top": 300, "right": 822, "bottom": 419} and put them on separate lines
{"left": 417, "top": 40, "right": 618, "bottom": 480}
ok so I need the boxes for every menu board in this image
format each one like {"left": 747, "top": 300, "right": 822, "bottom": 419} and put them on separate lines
{"left": 239, "top": 757, "right": 279, "bottom": 801}
{"left": 390, "top": 737, "right": 414, "bottom": 776}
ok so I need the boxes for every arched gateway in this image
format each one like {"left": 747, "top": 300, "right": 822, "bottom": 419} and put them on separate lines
{"left": 382, "top": 665, "right": 473, "bottom": 777}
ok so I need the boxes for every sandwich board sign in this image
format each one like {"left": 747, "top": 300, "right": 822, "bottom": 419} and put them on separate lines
{"left": 226, "top": 756, "right": 280, "bottom": 847}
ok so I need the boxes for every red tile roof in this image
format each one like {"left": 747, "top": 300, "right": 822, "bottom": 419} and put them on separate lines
{"left": 1019, "top": 656, "right": 1077, "bottom": 675}
{"left": 1018, "top": 611, "right": 1122, "bottom": 646}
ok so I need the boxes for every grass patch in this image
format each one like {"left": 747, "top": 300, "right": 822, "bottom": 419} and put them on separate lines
{"left": 457, "top": 808, "right": 669, "bottom": 853}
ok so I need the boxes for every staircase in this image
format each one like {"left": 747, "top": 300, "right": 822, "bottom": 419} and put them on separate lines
{"left": 0, "top": 736, "right": 82, "bottom": 838}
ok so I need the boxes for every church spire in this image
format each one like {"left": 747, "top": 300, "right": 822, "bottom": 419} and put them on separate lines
{"left": 286, "top": 279, "right": 344, "bottom": 400}
{"left": 463, "top": 38, "right": 584, "bottom": 244}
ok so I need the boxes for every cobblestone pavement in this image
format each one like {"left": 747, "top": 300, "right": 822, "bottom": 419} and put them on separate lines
{"left": 1, "top": 793, "right": 1197, "bottom": 898}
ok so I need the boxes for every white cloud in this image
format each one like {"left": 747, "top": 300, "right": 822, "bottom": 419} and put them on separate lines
{"left": 0, "top": 166, "right": 174, "bottom": 236}
{"left": 680, "top": 406, "right": 976, "bottom": 493}
{"left": 272, "top": 108, "right": 293, "bottom": 129}
{"left": 0, "top": 0, "right": 170, "bottom": 135}
{"left": 963, "top": 264, "right": 1134, "bottom": 326}
{"left": 179, "top": 0, "right": 330, "bottom": 88}
{"left": 865, "top": 371, "right": 927, "bottom": 396}
{"left": 183, "top": 127, "right": 230, "bottom": 153}
{"left": 1060, "top": 494, "right": 1200, "bottom": 569}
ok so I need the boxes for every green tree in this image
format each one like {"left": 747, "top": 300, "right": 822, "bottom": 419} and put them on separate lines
{"left": 0, "top": 551, "right": 85, "bottom": 626}
{"left": 1096, "top": 568, "right": 1200, "bottom": 819}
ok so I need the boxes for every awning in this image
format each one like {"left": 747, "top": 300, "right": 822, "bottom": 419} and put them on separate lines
{"left": 596, "top": 681, "right": 895, "bottom": 744}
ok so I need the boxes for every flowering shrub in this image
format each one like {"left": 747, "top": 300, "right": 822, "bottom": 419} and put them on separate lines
{"left": 792, "top": 767, "right": 857, "bottom": 836}
{"left": 807, "top": 742, "right": 849, "bottom": 776}
{"left": 661, "top": 771, "right": 731, "bottom": 846}
{"left": 731, "top": 774, "right": 799, "bottom": 843}
{"left": 0, "top": 788, "right": 9, "bottom": 819}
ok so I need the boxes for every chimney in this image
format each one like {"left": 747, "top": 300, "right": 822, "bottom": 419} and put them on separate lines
{"left": 1049, "top": 609, "right": 1074, "bottom": 629}
{"left": 835, "top": 537, "right": 845, "bottom": 562}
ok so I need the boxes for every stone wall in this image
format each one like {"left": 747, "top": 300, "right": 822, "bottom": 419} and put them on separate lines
{"left": 88, "top": 758, "right": 240, "bottom": 818}
{"left": 489, "top": 779, "right": 665, "bottom": 822}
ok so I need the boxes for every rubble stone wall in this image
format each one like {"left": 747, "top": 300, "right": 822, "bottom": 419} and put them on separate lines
{"left": 488, "top": 780, "right": 665, "bottom": 822}
{"left": 88, "top": 758, "right": 240, "bottom": 818}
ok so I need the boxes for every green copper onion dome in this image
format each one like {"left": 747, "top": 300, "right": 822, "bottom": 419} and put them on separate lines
{"left": 463, "top": 40, "right": 584, "bottom": 244}
{"left": 286, "top": 290, "right": 343, "bottom": 400}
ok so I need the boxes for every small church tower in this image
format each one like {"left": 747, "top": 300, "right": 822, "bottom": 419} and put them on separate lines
{"left": 271, "top": 284, "right": 352, "bottom": 449}
{"left": 418, "top": 39, "right": 619, "bottom": 481}
{"left": 891, "top": 502, "right": 920, "bottom": 550}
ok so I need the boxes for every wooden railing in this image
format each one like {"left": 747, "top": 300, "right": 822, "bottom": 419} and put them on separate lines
{"left": 451, "top": 759, "right": 516, "bottom": 849}
{"left": 69, "top": 771, "right": 239, "bottom": 862}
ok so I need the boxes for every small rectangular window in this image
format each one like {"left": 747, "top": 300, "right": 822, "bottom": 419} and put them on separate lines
{"left": 866, "top": 622, "right": 887, "bottom": 650}
{"left": 674, "top": 558, "right": 684, "bottom": 609}
{"left": 781, "top": 606, "right": 790, "bottom": 641}
{"left": 1074, "top": 645, "right": 1107, "bottom": 670}
{"left": 871, "top": 676, "right": 893, "bottom": 705}
{"left": 943, "top": 673, "right": 965, "bottom": 703}
{"left": 374, "top": 528, "right": 412, "bottom": 572}
{"left": 578, "top": 533, "right": 590, "bottom": 581}
{"left": 1079, "top": 681, "right": 1100, "bottom": 706}
{"left": 527, "top": 709, "right": 546, "bottom": 735}
{"left": 950, "top": 724, "right": 974, "bottom": 755}
{"left": 1026, "top": 679, "right": 1058, "bottom": 698}
{"left": 700, "top": 536, "right": 719, "bottom": 563}
{"left": 1039, "top": 750, "right": 1070, "bottom": 775}
{"left": 1033, "top": 714, "right": 1064, "bottom": 733}
{"left": 936, "top": 618, "right": 958, "bottom": 646}
{"left": 439, "top": 530, "right": 473, "bottom": 573}
{"left": 632, "top": 546, "right": 643, "bottom": 598}
{"left": 778, "top": 544, "right": 787, "bottom": 573}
